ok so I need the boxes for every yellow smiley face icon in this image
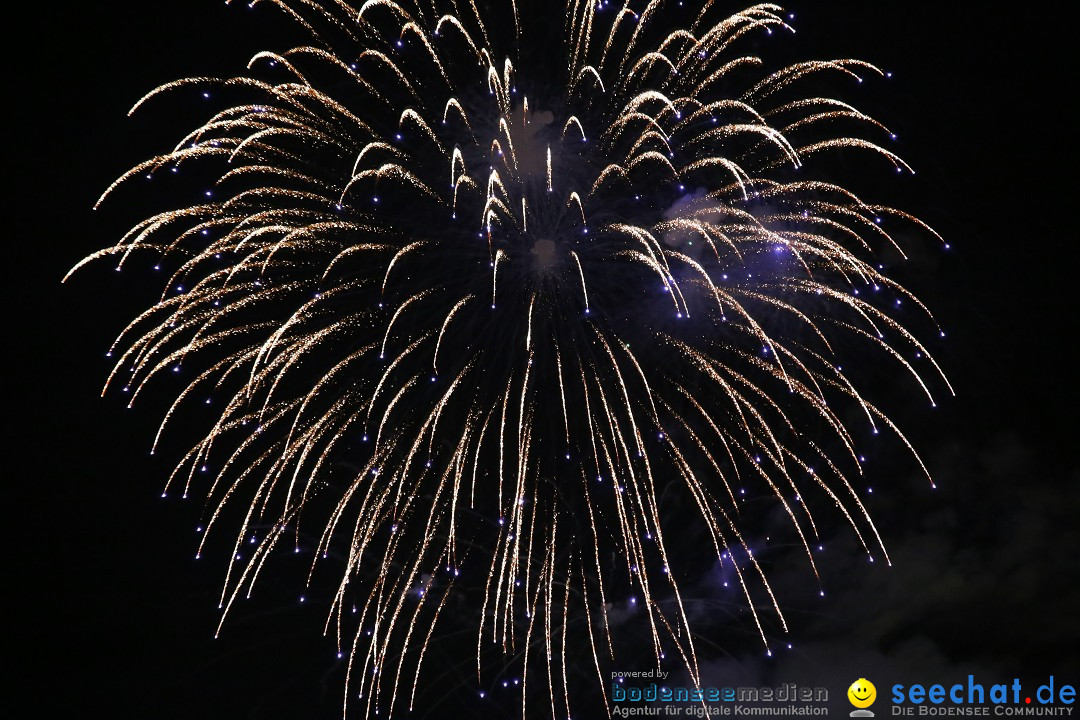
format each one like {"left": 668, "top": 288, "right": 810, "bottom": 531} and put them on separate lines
{"left": 848, "top": 678, "right": 877, "bottom": 709}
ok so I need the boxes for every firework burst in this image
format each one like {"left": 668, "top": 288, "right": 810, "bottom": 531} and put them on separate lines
{"left": 69, "top": 0, "right": 950, "bottom": 716}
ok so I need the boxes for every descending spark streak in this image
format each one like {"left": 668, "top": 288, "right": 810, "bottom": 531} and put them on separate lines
{"left": 70, "top": 1, "right": 951, "bottom": 716}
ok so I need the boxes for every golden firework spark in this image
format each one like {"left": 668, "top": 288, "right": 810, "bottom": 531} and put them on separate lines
{"left": 68, "top": 1, "right": 951, "bottom": 716}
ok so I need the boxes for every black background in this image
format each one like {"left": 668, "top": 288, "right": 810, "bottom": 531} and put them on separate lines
{"left": 12, "top": 2, "right": 1077, "bottom": 718}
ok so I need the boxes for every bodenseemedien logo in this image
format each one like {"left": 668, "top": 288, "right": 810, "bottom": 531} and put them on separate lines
{"left": 849, "top": 678, "right": 878, "bottom": 717}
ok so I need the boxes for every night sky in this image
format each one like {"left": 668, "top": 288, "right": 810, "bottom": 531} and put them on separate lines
{"left": 13, "top": 2, "right": 1077, "bottom": 718}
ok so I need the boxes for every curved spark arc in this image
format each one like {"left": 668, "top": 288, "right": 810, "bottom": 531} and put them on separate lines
{"left": 70, "top": 0, "right": 951, "bottom": 716}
